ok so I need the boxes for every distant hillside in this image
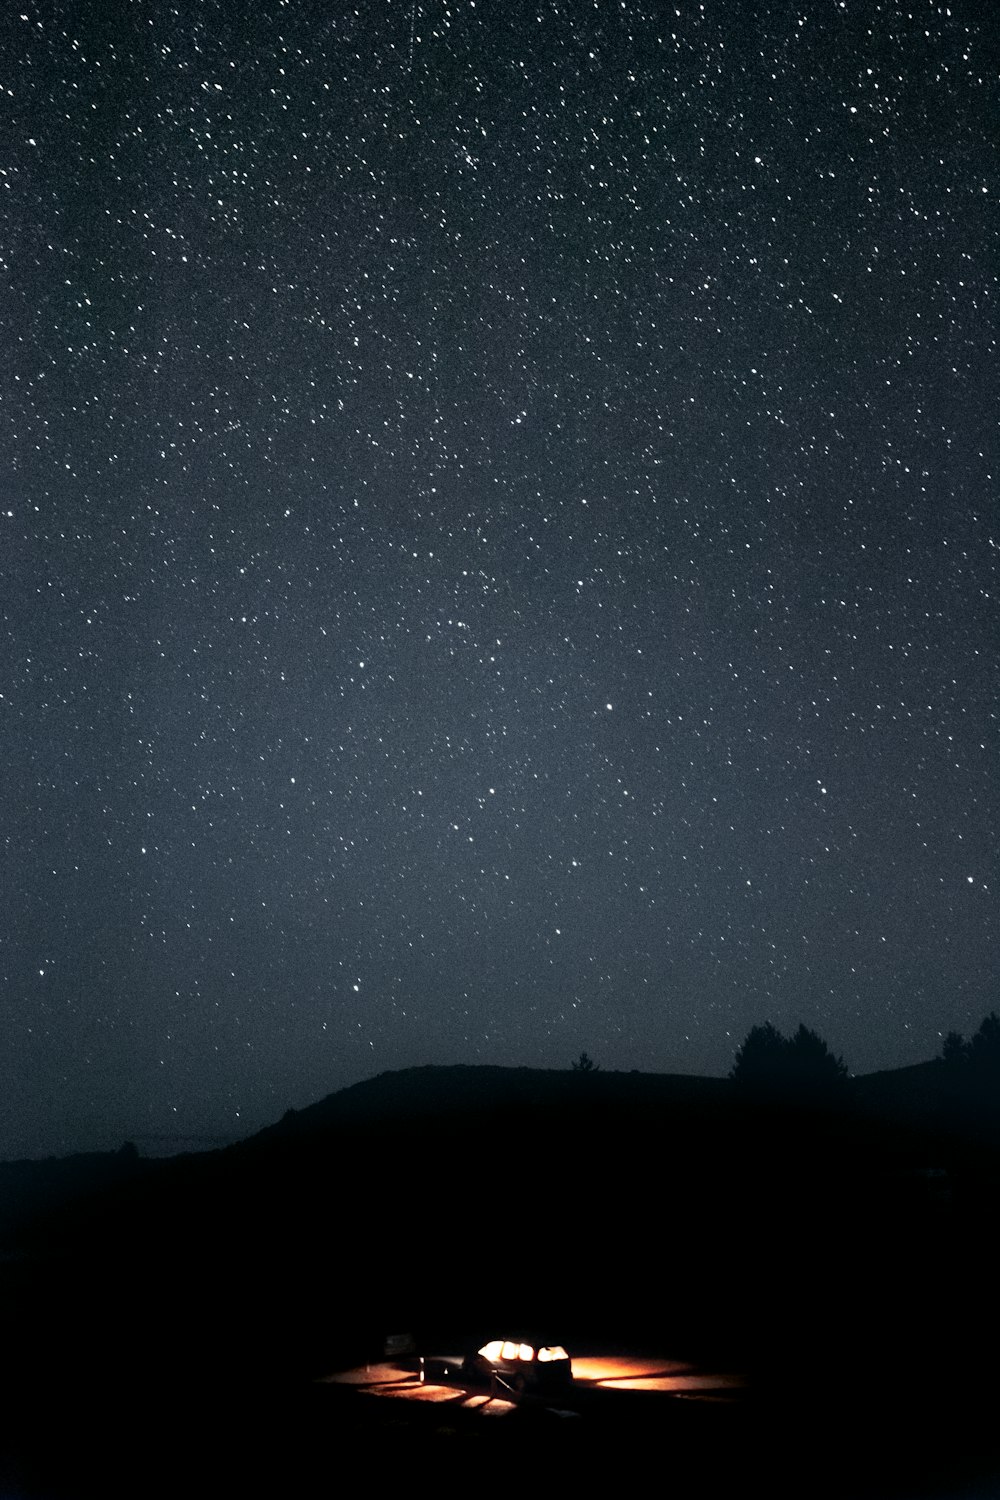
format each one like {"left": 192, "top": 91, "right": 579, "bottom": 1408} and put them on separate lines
{"left": 6, "top": 1057, "right": 996, "bottom": 1257}
{"left": 252, "top": 1062, "right": 733, "bottom": 1143}
{"left": 252, "top": 1054, "right": 1000, "bottom": 1141}
{"left": 852, "top": 1058, "right": 947, "bottom": 1118}
{"left": 1, "top": 1066, "right": 731, "bottom": 1256}
{"left": 0, "top": 1146, "right": 152, "bottom": 1248}
{"left": 4, "top": 1057, "right": 1000, "bottom": 1400}
{"left": 6, "top": 1057, "right": 993, "bottom": 1255}
{"left": 853, "top": 1056, "right": 1000, "bottom": 1146}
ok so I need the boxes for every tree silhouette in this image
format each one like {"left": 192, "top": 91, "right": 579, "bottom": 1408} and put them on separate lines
{"left": 571, "top": 1051, "right": 600, "bottom": 1073}
{"left": 730, "top": 1022, "right": 848, "bottom": 1102}
{"left": 939, "top": 1014, "right": 1000, "bottom": 1074}
{"left": 938, "top": 1013, "right": 1000, "bottom": 1134}
{"left": 729, "top": 1022, "right": 786, "bottom": 1092}
{"left": 786, "top": 1023, "right": 849, "bottom": 1082}
{"left": 967, "top": 1012, "right": 1000, "bottom": 1074}
{"left": 940, "top": 1030, "right": 968, "bottom": 1066}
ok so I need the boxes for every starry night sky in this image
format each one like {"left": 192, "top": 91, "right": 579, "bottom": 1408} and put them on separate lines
{"left": 3, "top": 0, "right": 996, "bottom": 1157}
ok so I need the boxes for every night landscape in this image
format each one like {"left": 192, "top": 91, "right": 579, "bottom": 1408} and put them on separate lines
{"left": 2, "top": 0, "right": 996, "bottom": 1493}
{"left": 3, "top": 1048, "right": 1000, "bottom": 1494}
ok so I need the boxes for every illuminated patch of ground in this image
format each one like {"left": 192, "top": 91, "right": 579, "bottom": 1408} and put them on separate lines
{"left": 321, "top": 1362, "right": 517, "bottom": 1411}
{"left": 572, "top": 1354, "right": 744, "bottom": 1395}
{"left": 322, "top": 1353, "right": 745, "bottom": 1407}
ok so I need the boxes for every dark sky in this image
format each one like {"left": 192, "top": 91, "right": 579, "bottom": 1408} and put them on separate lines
{"left": 2, "top": 0, "right": 996, "bottom": 1158}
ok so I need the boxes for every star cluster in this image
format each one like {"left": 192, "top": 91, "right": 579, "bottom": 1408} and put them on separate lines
{"left": 2, "top": 0, "right": 996, "bottom": 1155}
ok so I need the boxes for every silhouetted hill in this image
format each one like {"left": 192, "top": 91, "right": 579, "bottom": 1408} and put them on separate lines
{"left": 4, "top": 1061, "right": 1000, "bottom": 1497}
{"left": 250, "top": 1054, "right": 1000, "bottom": 1148}
{"left": 853, "top": 1056, "right": 959, "bottom": 1122}
{"left": 9, "top": 1060, "right": 999, "bottom": 1265}
{"left": 6, "top": 1060, "right": 1000, "bottom": 1387}
{"left": 851, "top": 1057, "right": 1000, "bottom": 1191}
{"left": 252, "top": 1062, "right": 733, "bottom": 1142}
{"left": 0, "top": 1145, "right": 151, "bottom": 1248}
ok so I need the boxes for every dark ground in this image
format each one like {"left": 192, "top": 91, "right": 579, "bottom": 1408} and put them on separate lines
{"left": 3, "top": 1325, "right": 999, "bottom": 1499}
{"left": 3, "top": 1064, "right": 1000, "bottom": 1497}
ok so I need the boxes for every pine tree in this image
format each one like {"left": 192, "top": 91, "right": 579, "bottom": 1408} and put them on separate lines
{"left": 571, "top": 1050, "right": 600, "bottom": 1073}
{"left": 730, "top": 1022, "right": 848, "bottom": 1101}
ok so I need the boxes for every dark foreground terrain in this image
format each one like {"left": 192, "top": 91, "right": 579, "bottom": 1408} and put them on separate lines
{"left": 3, "top": 1063, "right": 999, "bottom": 1496}
{"left": 4, "top": 1308, "right": 999, "bottom": 1498}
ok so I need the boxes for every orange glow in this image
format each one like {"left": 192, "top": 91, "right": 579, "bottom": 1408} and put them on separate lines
{"left": 323, "top": 1351, "right": 745, "bottom": 1407}
{"left": 571, "top": 1355, "right": 744, "bottom": 1395}
{"left": 594, "top": 1374, "right": 741, "bottom": 1392}
{"left": 572, "top": 1356, "right": 693, "bottom": 1383}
